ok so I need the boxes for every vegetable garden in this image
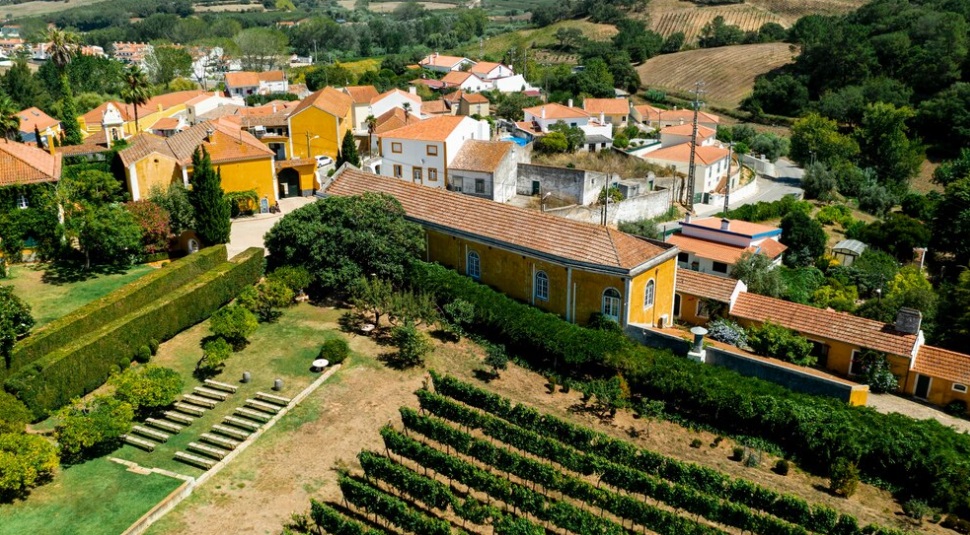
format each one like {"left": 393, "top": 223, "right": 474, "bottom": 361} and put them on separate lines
{"left": 299, "top": 374, "right": 911, "bottom": 535}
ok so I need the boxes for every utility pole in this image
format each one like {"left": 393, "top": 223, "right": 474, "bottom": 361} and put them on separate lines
{"left": 723, "top": 142, "right": 734, "bottom": 213}
{"left": 684, "top": 81, "right": 705, "bottom": 212}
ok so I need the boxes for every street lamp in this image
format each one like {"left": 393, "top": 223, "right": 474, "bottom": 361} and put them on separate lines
{"left": 305, "top": 132, "right": 319, "bottom": 159}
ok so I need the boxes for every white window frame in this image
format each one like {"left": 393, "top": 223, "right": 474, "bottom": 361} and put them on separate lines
{"left": 696, "top": 300, "right": 710, "bottom": 318}
{"left": 534, "top": 271, "right": 549, "bottom": 301}
{"left": 849, "top": 349, "right": 864, "bottom": 376}
{"left": 602, "top": 288, "right": 621, "bottom": 322}
{"left": 953, "top": 383, "right": 968, "bottom": 393}
{"left": 643, "top": 279, "right": 655, "bottom": 309}
{"left": 16, "top": 195, "right": 28, "bottom": 209}
{"left": 466, "top": 250, "right": 481, "bottom": 280}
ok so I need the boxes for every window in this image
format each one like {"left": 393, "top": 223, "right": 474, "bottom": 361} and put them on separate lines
{"left": 677, "top": 252, "right": 689, "bottom": 263}
{"left": 849, "top": 350, "right": 863, "bottom": 376}
{"left": 413, "top": 167, "right": 423, "bottom": 182}
{"left": 391, "top": 142, "right": 402, "bottom": 153}
{"left": 602, "top": 288, "right": 621, "bottom": 322}
{"left": 466, "top": 251, "right": 481, "bottom": 279}
{"left": 696, "top": 300, "right": 710, "bottom": 318}
{"left": 16, "top": 195, "right": 28, "bottom": 209}
{"left": 428, "top": 168, "right": 438, "bottom": 181}
{"left": 427, "top": 145, "right": 438, "bottom": 156}
{"left": 712, "top": 261, "right": 728, "bottom": 274}
{"left": 954, "top": 384, "right": 968, "bottom": 393}
{"left": 475, "top": 179, "right": 485, "bottom": 194}
{"left": 643, "top": 279, "right": 655, "bottom": 308}
{"left": 535, "top": 271, "right": 549, "bottom": 301}
{"left": 393, "top": 165, "right": 402, "bottom": 178}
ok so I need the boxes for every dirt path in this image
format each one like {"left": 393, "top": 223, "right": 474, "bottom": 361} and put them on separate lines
{"left": 867, "top": 392, "right": 970, "bottom": 434}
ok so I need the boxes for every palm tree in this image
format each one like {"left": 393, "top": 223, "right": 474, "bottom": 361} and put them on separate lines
{"left": 121, "top": 65, "right": 152, "bottom": 132}
{"left": 0, "top": 95, "right": 21, "bottom": 141}
{"left": 365, "top": 114, "right": 377, "bottom": 157}
{"left": 44, "top": 27, "right": 82, "bottom": 145}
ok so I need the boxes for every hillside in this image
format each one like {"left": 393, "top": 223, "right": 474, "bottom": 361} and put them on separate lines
{"left": 457, "top": 18, "right": 617, "bottom": 61}
{"left": 637, "top": 42, "right": 796, "bottom": 108}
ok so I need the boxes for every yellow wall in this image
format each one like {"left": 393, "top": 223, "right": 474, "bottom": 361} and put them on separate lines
{"left": 903, "top": 372, "right": 970, "bottom": 411}
{"left": 212, "top": 157, "right": 276, "bottom": 202}
{"left": 676, "top": 293, "right": 717, "bottom": 326}
{"left": 289, "top": 106, "right": 350, "bottom": 160}
{"left": 628, "top": 257, "right": 676, "bottom": 326}
{"left": 132, "top": 153, "right": 181, "bottom": 197}
{"left": 81, "top": 103, "right": 189, "bottom": 136}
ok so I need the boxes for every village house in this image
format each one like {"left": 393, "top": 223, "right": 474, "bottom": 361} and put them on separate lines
{"left": 666, "top": 215, "right": 787, "bottom": 276}
{"left": 224, "top": 71, "right": 288, "bottom": 98}
{"left": 582, "top": 98, "right": 630, "bottom": 126}
{"left": 111, "top": 42, "right": 153, "bottom": 66}
{"left": 0, "top": 140, "right": 62, "bottom": 260}
{"left": 419, "top": 53, "right": 475, "bottom": 73}
{"left": 15, "top": 107, "right": 60, "bottom": 146}
{"left": 79, "top": 90, "right": 206, "bottom": 136}
{"left": 377, "top": 115, "right": 490, "bottom": 189}
{"left": 447, "top": 140, "right": 522, "bottom": 202}
{"left": 342, "top": 85, "right": 381, "bottom": 133}
{"left": 286, "top": 87, "right": 353, "bottom": 161}
{"left": 440, "top": 71, "right": 491, "bottom": 93}
{"left": 632, "top": 104, "right": 721, "bottom": 130}
{"left": 469, "top": 61, "right": 513, "bottom": 80}
{"left": 458, "top": 92, "right": 490, "bottom": 117}
{"left": 640, "top": 143, "right": 731, "bottom": 203}
{"left": 369, "top": 88, "right": 423, "bottom": 122}
{"left": 519, "top": 102, "right": 613, "bottom": 152}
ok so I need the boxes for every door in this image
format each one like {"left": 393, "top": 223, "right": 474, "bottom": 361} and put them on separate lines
{"left": 673, "top": 294, "right": 681, "bottom": 317}
{"left": 278, "top": 168, "right": 301, "bottom": 199}
{"left": 914, "top": 374, "right": 931, "bottom": 399}
{"left": 531, "top": 181, "right": 540, "bottom": 195}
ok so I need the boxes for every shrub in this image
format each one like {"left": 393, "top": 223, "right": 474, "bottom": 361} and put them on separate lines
{"left": 134, "top": 345, "right": 151, "bottom": 363}
{"left": 442, "top": 299, "right": 475, "bottom": 339}
{"left": 148, "top": 338, "right": 159, "bottom": 356}
{"left": 199, "top": 337, "right": 232, "bottom": 373}
{"left": 318, "top": 337, "right": 350, "bottom": 365}
{"left": 268, "top": 265, "right": 312, "bottom": 294}
{"left": 110, "top": 365, "right": 183, "bottom": 413}
{"left": 774, "top": 459, "right": 790, "bottom": 475}
{"left": 706, "top": 318, "right": 748, "bottom": 348}
{"left": 209, "top": 304, "right": 258, "bottom": 350}
{"left": 690, "top": 438, "right": 702, "bottom": 448}
{"left": 0, "top": 258, "right": 5, "bottom": 279}
{"left": 903, "top": 499, "right": 930, "bottom": 522}
{"left": 815, "top": 204, "right": 853, "bottom": 227}
{"left": 483, "top": 343, "right": 509, "bottom": 378}
{"left": 829, "top": 458, "right": 859, "bottom": 497}
{"left": 942, "top": 515, "right": 970, "bottom": 534}
{"left": 746, "top": 321, "right": 815, "bottom": 366}
{"left": 0, "top": 390, "right": 31, "bottom": 434}
{"left": 588, "top": 313, "right": 623, "bottom": 334}
{"left": 0, "top": 432, "right": 59, "bottom": 499}
{"left": 391, "top": 322, "right": 432, "bottom": 367}
{"left": 732, "top": 447, "right": 745, "bottom": 461}
{"left": 945, "top": 400, "right": 967, "bottom": 417}
{"left": 238, "top": 279, "right": 294, "bottom": 322}
{"left": 55, "top": 395, "right": 134, "bottom": 463}
{"left": 745, "top": 451, "right": 761, "bottom": 467}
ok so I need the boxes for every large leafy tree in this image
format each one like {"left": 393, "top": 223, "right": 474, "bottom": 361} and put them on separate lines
{"left": 144, "top": 45, "right": 193, "bottom": 86}
{"left": 1, "top": 58, "right": 48, "bottom": 111}
{"left": 120, "top": 65, "right": 152, "bottom": 132}
{"left": 855, "top": 103, "right": 923, "bottom": 197}
{"left": 61, "top": 170, "right": 142, "bottom": 268}
{"left": 932, "top": 176, "right": 970, "bottom": 267}
{"left": 110, "top": 365, "right": 184, "bottom": 413}
{"left": 789, "top": 113, "right": 859, "bottom": 166}
{"left": 780, "top": 210, "right": 827, "bottom": 267}
{"left": 54, "top": 395, "right": 134, "bottom": 463}
{"left": 731, "top": 251, "right": 786, "bottom": 298}
{"left": 44, "top": 27, "right": 82, "bottom": 145}
{"left": 0, "top": 432, "right": 59, "bottom": 499}
{"left": 188, "top": 146, "right": 231, "bottom": 245}
{"left": 265, "top": 193, "right": 424, "bottom": 293}
{"left": 0, "top": 287, "right": 33, "bottom": 372}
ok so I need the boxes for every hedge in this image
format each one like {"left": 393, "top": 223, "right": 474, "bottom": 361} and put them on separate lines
{"left": 2, "top": 245, "right": 227, "bottom": 381}
{"left": 409, "top": 261, "right": 970, "bottom": 513}
{"left": 5, "top": 247, "right": 263, "bottom": 419}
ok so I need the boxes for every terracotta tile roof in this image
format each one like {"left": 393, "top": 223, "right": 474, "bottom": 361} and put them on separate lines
{"left": 289, "top": 87, "right": 352, "bottom": 119}
{"left": 81, "top": 91, "right": 205, "bottom": 125}
{"left": 380, "top": 115, "right": 466, "bottom": 142}
{"left": 583, "top": 98, "right": 629, "bottom": 115}
{"left": 371, "top": 88, "right": 421, "bottom": 105}
{"left": 914, "top": 345, "right": 970, "bottom": 385}
{"left": 55, "top": 130, "right": 113, "bottom": 157}
{"left": 644, "top": 144, "right": 729, "bottom": 166}
{"left": 686, "top": 217, "right": 780, "bottom": 237}
{"left": 16, "top": 107, "right": 59, "bottom": 133}
{"left": 749, "top": 238, "right": 787, "bottom": 259}
{"left": 660, "top": 124, "right": 716, "bottom": 138}
{"left": 414, "top": 79, "right": 446, "bottom": 89}
{"left": 441, "top": 71, "right": 476, "bottom": 86}
{"left": 676, "top": 268, "right": 739, "bottom": 303}
{"left": 149, "top": 117, "right": 181, "bottom": 130}
{"left": 117, "top": 133, "right": 175, "bottom": 167}
{"left": 420, "top": 54, "right": 470, "bottom": 69}
{"left": 225, "top": 71, "right": 260, "bottom": 87}
{"left": 659, "top": 109, "right": 721, "bottom": 124}
{"left": 328, "top": 167, "right": 676, "bottom": 273}
{"left": 523, "top": 102, "right": 590, "bottom": 120}
{"left": 469, "top": 61, "right": 503, "bottom": 75}
{"left": 118, "top": 121, "right": 273, "bottom": 168}
{"left": 667, "top": 234, "right": 748, "bottom": 264}
{"left": 515, "top": 120, "right": 543, "bottom": 135}
{"left": 288, "top": 83, "right": 309, "bottom": 96}
{"left": 258, "top": 70, "right": 285, "bottom": 82}
{"left": 374, "top": 108, "right": 419, "bottom": 134}
{"left": 450, "top": 140, "right": 513, "bottom": 173}
{"left": 421, "top": 100, "right": 450, "bottom": 115}
{"left": 731, "top": 292, "right": 918, "bottom": 357}
{"left": 634, "top": 104, "right": 662, "bottom": 122}
{"left": 343, "top": 85, "right": 380, "bottom": 104}
{"left": 0, "top": 140, "right": 61, "bottom": 185}
{"left": 275, "top": 158, "right": 316, "bottom": 170}
{"left": 461, "top": 92, "right": 489, "bottom": 104}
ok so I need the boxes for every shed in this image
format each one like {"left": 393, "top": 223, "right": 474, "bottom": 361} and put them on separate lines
{"left": 833, "top": 239, "right": 867, "bottom": 267}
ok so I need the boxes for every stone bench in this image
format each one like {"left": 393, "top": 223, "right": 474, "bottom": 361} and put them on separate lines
{"left": 164, "top": 411, "right": 194, "bottom": 425}
{"left": 234, "top": 407, "right": 272, "bottom": 423}
{"left": 175, "top": 451, "right": 215, "bottom": 469}
{"left": 122, "top": 434, "right": 156, "bottom": 452}
{"left": 174, "top": 403, "right": 205, "bottom": 417}
{"left": 146, "top": 418, "right": 183, "bottom": 434}
{"left": 131, "top": 425, "right": 169, "bottom": 443}
{"left": 212, "top": 424, "right": 250, "bottom": 440}
{"left": 245, "top": 399, "right": 281, "bottom": 414}
{"left": 182, "top": 395, "right": 217, "bottom": 409}
{"left": 255, "top": 391, "right": 290, "bottom": 406}
{"left": 200, "top": 433, "right": 239, "bottom": 450}
{"left": 223, "top": 416, "right": 260, "bottom": 432}
{"left": 193, "top": 387, "right": 229, "bottom": 401}
{"left": 188, "top": 442, "right": 228, "bottom": 460}
{"left": 204, "top": 379, "right": 238, "bottom": 393}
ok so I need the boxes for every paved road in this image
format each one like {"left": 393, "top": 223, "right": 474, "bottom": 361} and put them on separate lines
{"left": 227, "top": 197, "right": 314, "bottom": 258}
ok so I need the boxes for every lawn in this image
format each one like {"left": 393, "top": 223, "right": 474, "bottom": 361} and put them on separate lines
{"left": 3, "top": 263, "right": 155, "bottom": 328}
{"left": 0, "top": 457, "right": 182, "bottom": 535}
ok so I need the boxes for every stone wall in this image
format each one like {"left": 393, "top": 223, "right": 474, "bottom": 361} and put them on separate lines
{"left": 516, "top": 163, "right": 606, "bottom": 206}
{"left": 544, "top": 186, "right": 673, "bottom": 225}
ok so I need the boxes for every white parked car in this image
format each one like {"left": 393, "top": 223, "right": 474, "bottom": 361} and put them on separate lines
{"left": 316, "top": 155, "right": 334, "bottom": 168}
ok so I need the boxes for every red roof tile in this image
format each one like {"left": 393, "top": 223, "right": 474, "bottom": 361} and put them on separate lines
{"left": 0, "top": 139, "right": 61, "bottom": 185}
{"left": 343, "top": 85, "right": 380, "bottom": 104}
{"left": 583, "top": 98, "right": 629, "bottom": 115}
{"left": 289, "top": 87, "right": 352, "bottom": 119}
{"left": 676, "top": 269, "right": 739, "bottom": 303}
{"left": 644, "top": 144, "right": 729, "bottom": 166}
{"left": 380, "top": 115, "right": 466, "bottom": 142}
{"left": 523, "top": 103, "right": 589, "bottom": 120}
{"left": 225, "top": 71, "right": 260, "bottom": 87}
{"left": 449, "top": 140, "right": 513, "bottom": 173}
{"left": 16, "top": 107, "right": 59, "bottom": 133}
{"left": 686, "top": 217, "right": 780, "bottom": 237}
{"left": 914, "top": 345, "right": 970, "bottom": 385}
{"left": 667, "top": 234, "right": 749, "bottom": 264}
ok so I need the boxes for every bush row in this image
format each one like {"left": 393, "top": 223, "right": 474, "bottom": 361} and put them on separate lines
{"left": 3, "top": 245, "right": 227, "bottom": 381}
{"left": 409, "top": 261, "right": 970, "bottom": 513}
{"left": 5, "top": 248, "right": 263, "bottom": 419}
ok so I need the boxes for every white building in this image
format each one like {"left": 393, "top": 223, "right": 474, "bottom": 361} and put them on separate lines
{"left": 469, "top": 61, "right": 514, "bottom": 80}
{"left": 519, "top": 102, "right": 613, "bottom": 152}
{"left": 448, "top": 140, "right": 524, "bottom": 203}
{"left": 369, "top": 88, "right": 423, "bottom": 121}
{"left": 185, "top": 92, "right": 246, "bottom": 125}
{"left": 658, "top": 124, "right": 717, "bottom": 148}
{"left": 419, "top": 53, "right": 475, "bottom": 73}
{"left": 224, "top": 71, "right": 288, "bottom": 97}
{"left": 490, "top": 74, "right": 538, "bottom": 94}
{"left": 441, "top": 71, "right": 492, "bottom": 93}
{"left": 378, "top": 115, "right": 491, "bottom": 189}
{"left": 342, "top": 85, "right": 381, "bottom": 133}
{"left": 640, "top": 143, "right": 731, "bottom": 199}
{"left": 667, "top": 216, "right": 786, "bottom": 277}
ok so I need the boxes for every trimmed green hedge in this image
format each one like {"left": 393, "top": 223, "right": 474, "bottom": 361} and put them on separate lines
{"left": 5, "top": 248, "right": 263, "bottom": 419}
{"left": 2, "top": 245, "right": 228, "bottom": 381}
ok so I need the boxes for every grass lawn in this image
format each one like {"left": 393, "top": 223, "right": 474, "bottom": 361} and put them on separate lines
{"left": 3, "top": 264, "right": 155, "bottom": 328}
{"left": 0, "top": 457, "right": 182, "bottom": 535}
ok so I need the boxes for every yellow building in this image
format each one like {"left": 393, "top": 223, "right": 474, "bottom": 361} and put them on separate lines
{"left": 79, "top": 90, "right": 206, "bottom": 137}
{"left": 117, "top": 120, "right": 277, "bottom": 206}
{"left": 674, "top": 269, "right": 744, "bottom": 326}
{"left": 286, "top": 87, "right": 353, "bottom": 161}
{"left": 327, "top": 167, "right": 680, "bottom": 327}
{"left": 15, "top": 107, "right": 61, "bottom": 147}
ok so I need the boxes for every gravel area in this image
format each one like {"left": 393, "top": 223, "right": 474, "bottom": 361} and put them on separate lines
{"left": 867, "top": 392, "right": 970, "bottom": 433}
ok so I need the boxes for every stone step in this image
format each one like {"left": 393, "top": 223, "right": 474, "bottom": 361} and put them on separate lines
{"left": 182, "top": 395, "right": 217, "bottom": 409}
{"left": 164, "top": 411, "right": 194, "bottom": 425}
{"left": 146, "top": 418, "right": 183, "bottom": 434}
{"left": 200, "top": 433, "right": 239, "bottom": 450}
{"left": 175, "top": 451, "right": 215, "bottom": 469}
{"left": 234, "top": 407, "right": 272, "bottom": 423}
{"left": 188, "top": 442, "right": 228, "bottom": 460}
{"left": 174, "top": 403, "right": 205, "bottom": 417}
{"left": 255, "top": 391, "right": 290, "bottom": 406}
{"left": 122, "top": 434, "right": 156, "bottom": 452}
{"left": 193, "top": 387, "right": 229, "bottom": 401}
{"left": 212, "top": 424, "right": 250, "bottom": 440}
{"left": 245, "top": 399, "right": 281, "bottom": 414}
{"left": 204, "top": 379, "right": 238, "bottom": 393}
{"left": 131, "top": 425, "right": 169, "bottom": 443}
{"left": 223, "top": 416, "right": 260, "bottom": 432}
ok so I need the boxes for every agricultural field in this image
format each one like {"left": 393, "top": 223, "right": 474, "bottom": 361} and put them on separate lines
{"left": 367, "top": 0, "right": 462, "bottom": 13}
{"left": 458, "top": 19, "right": 617, "bottom": 59}
{"left": 650, "top": 4, "right": 786, "bottom": 42}
{"left": 745, "top": 0, "right": 868, "bottom": 24}
{"left": 0, "top": 0, "right": 109, "bottom": 19}
{"left": 637, "top": 42, "right": 796, "bottom": 108}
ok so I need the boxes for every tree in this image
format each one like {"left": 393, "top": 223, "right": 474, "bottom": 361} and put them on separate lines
{"left": 2, "top": 58, "right": 49, "bottom": 111}
{"left": 0, "top": 391, "right": 31, "bottom": 434}
{"left": 55, "top": 395, "right": 134, "bottom": 463}
{"left": 209, "top": 304, "right": 258, "bottom": 349}
{"left": 189, "top": 147, "right": 231, "bottom": 245}
{"left": 743, "top": 74, "right": 809, "bottom": 117}
{"left": 336, "top": 130, "right": 360, "bottom": 168}
{"left": 801, "top": 162, "right": 838, "bottom": 201}
{"left": 660, "top": 32, "right": 685, "bottom": 53}
{"left": 442, "top": 298, "right": 474, "bottom": 339}
{"left": 747, "top": 321, "right": 814, "bottom": 366}
{"left": 483, "top": 343, "right": 508, "bottom": 378}
{"left": 933, "top": 148, "right": 970, "bottom": 186}
{"left": 731, "top": 251, "right": 786, "bottom": 297}
{"left": 264, "top": 193, "right": 425, "bottom": 293}
{"left": 198, "top": 337, "right": 232, "bottom": 374}
{"left": 238, "top": 279, "right": 294, "bottom": 322}
{"left": 110, "top": 365, "right": 184, "bottom": 413}
{"left": 932, "top": 177, "right": 970, "bottom": 266}
{"left": 0, "top": 432, "right": 59, "bottom": 499}
{"left": 45, "top": 27, "right": 82, "bottom": 146}
{"left": 855, "top": 103, "right": 923, "bottom": 197}
{"left": 554, "top": 27, "right": 583, "bottom": 50}
{"left": 699, "top": 16, "right": 745, "bottom": 48}
{"left": 148, "top": 183, "right": 195, "bottom": 236}
{"left": 233, "top": 27, "right": 288, "bottom": 71}
{"left": 858, "top": 213, "right": 930, "bottom": 262}
{"left": 391, "top": 321, "right": 432, "bottom": 367}
{"left": 365, "top": 115, "right": 377, "bottom": 157}
{"left": 749, "top": 133, "right": 789, "bottom": 162}
{"left": 548, "top": 121, "right": 585, "bottom": 152}
{"left": 576, "top": 58, "right": 614, "bottom": 97}
{"left": 618, "top": 218, "right": 659, "bottom": 239}
{"left": 0, "top": 94, "right": 20, "bottom": 141}
{"left": 0, "top": 287, "right": 33, "bottom": 364}
{"left": 350, "top": 277, "right": 394, "bottom": 327}
{"left": 534, "top": 131, "right": 569, "bottom": 154}
{"left": 830, "top": 458, "right": 859, "bottom": 498}
{"left": 789, "top": 113, "right": 859, "bottom": 166}
{"left": 120, "top": 65, "right": 152, "bottom": 132}
{"left": 780, "top": 210, "right": 826, "bottom": 267}
{"left": 918, "top": 82, "right": 970, "bottom": 156}
{"left": 144, "top": 45, "right": 192, "bottom": 87}
{"left": 124, "top": 200, "right": 171, "bottom": 255}
{"left": 267, "top": 265, "right": 312, "bottom": 295}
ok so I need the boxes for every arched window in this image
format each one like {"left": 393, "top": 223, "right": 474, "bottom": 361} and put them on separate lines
{"left": 466, "top": 250, "right": 481, "bottom": 279}
{"left": 602, "top": 288, "right": 621, "bottom": 322}
{"left": 534, "top": 271, "right": 549, "bottom": 301}
{"left": 644, "top": 279, "right": 655, "bottom": 308}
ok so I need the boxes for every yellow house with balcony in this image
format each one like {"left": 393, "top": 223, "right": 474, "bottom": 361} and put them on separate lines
{"left": 326, "top": 167, "right": 680, "bottom": 327}
{"left": 79, "top": 90, "right": 206, "bottom": 137}
{"left": 286, "top": 87, "right": 353, "bottom": 161}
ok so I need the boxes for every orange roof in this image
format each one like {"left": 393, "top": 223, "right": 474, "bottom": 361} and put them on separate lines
{"left": 380, "top": 115, "right": 467, "bottom": 142}
{"left": 914, "top": 345, "right": 970, "bottom": 385}
{"left": 327, "top": 168, "right": 677, "bottom": 273}
{"left": 275, "top": 158, "right": 316, "bottom": 171}
{"left": 374, "top": 108, "right": 419, "bottom": 134}
{"left": 449, "top": 140, "right": 513, "bottom": 173}
{"left": 667, "top": 234, "right": 749, "bottom": 265}
{"left": 644, "top": 144, "right": 729, "bottom": 166}
{"left": 421, "top": 100, "right": 450, "bottom": 115}
{"left": 583, "top": 98, "right": 629, "bottom": 116}
{"left": 225, "top": 71, "right": 260, "bottom": 87}
{"left": 81, "top": 91, "right": 205, "bottom": 124}
{"left": 16, "top": 107, "right": 59, "bottom": 133}
{"left": 461, "top": 92, "right": 489, "bottom": 104}
{"left": 731, "top": 292, "right": 919, "bottom": 357}
{"left": 634, "top": 104, "right": 662, "bottom": 121}
{"left": 0, "top": 140, "right": 61, "bottom": 185}
{"left": 686, "top": 217, "right": 780, "bottom": 237}
{"left": 258, "top": 70, "right": 285, "bottom": 82}
{"left": 749, "top": 238, "right": 787, "bottom": 259}
{"left": 371, "top": 88, "right": 420, "bottom": 105}
{"left": 676, "top": 269, "right": 739, "bottom": 303}
{"left": 149, "top": 117, "right": 181, "bottom": 130}
{"left": 118, "top": 121, "right": 273, "bottom": 168}
{"left": 343, "top": 85, "right": 380, "bottom": 104}
{"left": 441, "top": 71, "right": 476, "bottom": 86}
{"left": 289, "top": 87, "right": 352, "bottom": 119}
{"left": 660, "top": 124, "right": 716, "bottom": 138}
{"left": 523, "top": 103, "right": 589, "bottom": 120}
{"left": 419, "top": 54, "right": 470, "bottom": 68}
{"left": 659, "top": 109, "right": 720, "bottom": 124}
{"left": 469, "top": 61, "right": 504, "bottom": 75}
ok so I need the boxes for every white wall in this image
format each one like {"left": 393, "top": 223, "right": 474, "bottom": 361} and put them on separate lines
{"left": 380, "top": 139, "right": 446, "bottom": 188}
{"left": 371, "top": 93, "right": 423, "bottom": 119}
{"left": 660, "top": 131, "right": 716, "bottom": 148}
{"left": 261, "top": 80, "right": 288, "bottom": 93}
{"left": 458, "top": 76, "right": 491, "bottom": 93}
{"left": 491, "top": 75, "right": 537, "bottom": 93}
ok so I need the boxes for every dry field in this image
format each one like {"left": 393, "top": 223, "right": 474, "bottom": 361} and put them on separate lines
{"left": 0, "top": 0, "right": 109, "bottom": 18}
{"left": 746, "top": 0, "right": 868, "bottom": 24}
{"left": 637, "top": 42, "right": 796, "bottom": 108}
{"left": 651, "top": 4, "right": 786, "bottom": 41}
{"left": 367, "top": 0, "right": 460, "bottom": 12}
{"left": 193, "top": 3, "right": 265, "bottom": 12}
{"left": 461, "top": 19, "right": 617, "bottom": 58}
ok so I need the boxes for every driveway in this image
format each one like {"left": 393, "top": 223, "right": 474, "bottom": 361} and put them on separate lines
{"left": 227, "top": 197, "right": 315, "bottom": 258}
{"left": 867, "top": 392, "right": 970, "bottom": 433}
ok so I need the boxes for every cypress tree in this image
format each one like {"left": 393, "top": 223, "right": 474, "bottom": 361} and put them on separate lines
{"left": 189, "top": 146, "right": 231, "bottom": 245}
{"left": 338, "top": 130, "right": 360, "bottom": 167}
{"left": 59, "top": 76, "right": 83, "bottom": 146}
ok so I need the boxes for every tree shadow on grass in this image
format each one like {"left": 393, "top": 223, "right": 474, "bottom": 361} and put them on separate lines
{"left": 40, "top": 261, "right": 132, "bottom": 285}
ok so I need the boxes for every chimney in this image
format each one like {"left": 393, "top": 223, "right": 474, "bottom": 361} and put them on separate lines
{"left": 567, "top": 98, "right": 573, "bottom": 108}
{"left": 408, "top": 85, "right": 417, "bottom": 95}
{"left": 894, "top": 307, "right": 922, "bottom": 335}
{"left": 684, "top": 212, "right": 691, "bottom": 224}
{"left": 599, "top": 111, "right": 605, "bottom": 125}
{"left": 541, "top": 106, "right": 546, "bottom": 119}
{"left": 720, "top": 218, "right": 730, "bottom": 231}
{"left": 272, "top": 104, "right": 277, "bottom": 113}
{"left": 205, "top": 128, "right": 215, "bottom": 143}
